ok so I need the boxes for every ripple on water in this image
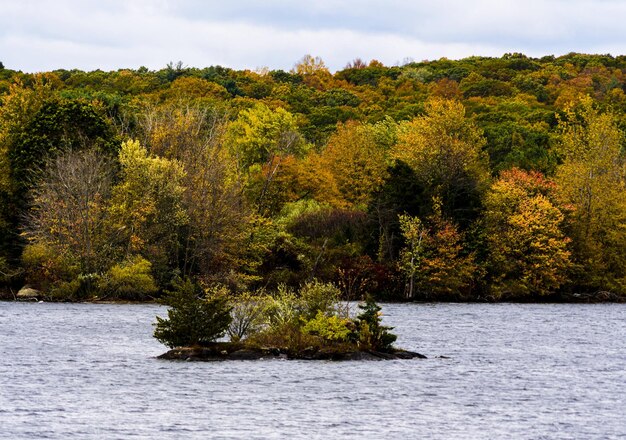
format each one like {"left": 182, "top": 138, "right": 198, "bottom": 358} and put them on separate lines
{"left": 1, "top": 302, "right": 625, "bottom": 439}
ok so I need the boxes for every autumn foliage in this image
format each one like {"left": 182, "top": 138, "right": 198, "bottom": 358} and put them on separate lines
{"left": 1, "top": 53, "right": 626, "bottom": 300}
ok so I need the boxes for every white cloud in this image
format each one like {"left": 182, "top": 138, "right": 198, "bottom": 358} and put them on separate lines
{"left": 0, "top": 0, "right": 624, "bottom": 72}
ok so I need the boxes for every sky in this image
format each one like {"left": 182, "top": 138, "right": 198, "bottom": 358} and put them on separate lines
{"left": 1, "top": 0, "right": 625, "bottom": 73}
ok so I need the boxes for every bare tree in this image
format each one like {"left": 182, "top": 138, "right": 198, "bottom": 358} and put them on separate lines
{"left": 24, "top": 149, "right": 115, "bottom": 274}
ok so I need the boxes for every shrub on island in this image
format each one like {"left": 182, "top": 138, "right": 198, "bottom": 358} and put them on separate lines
{"left": 154, "top": 279, "right": 423, "bottom": 360}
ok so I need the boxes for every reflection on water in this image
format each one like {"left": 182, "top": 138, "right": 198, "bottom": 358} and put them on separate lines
{"left": 1, "top": 302, "right": 625, "bottom": 439}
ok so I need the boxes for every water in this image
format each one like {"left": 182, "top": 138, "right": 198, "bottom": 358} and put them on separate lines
{"left": 1, "top": 302, "right": 625, "bottom": 439}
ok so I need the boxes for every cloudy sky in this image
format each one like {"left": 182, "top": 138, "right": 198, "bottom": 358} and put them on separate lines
{"left": 1, "top": 0, "right": 624, "bottom": 72}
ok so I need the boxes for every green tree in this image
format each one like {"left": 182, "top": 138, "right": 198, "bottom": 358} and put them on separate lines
{"left": 108, "top": 140, "right": 187, "bottom": 284}
{"left": 154, "top": 278, "right": 233, "bottom": 348}
{"left": 226, "top": 103, "right": 307, "bottom": 214}
{"left": 9, "top": 98, "right": 118, "bottom": 196}
{"left": 226, "top": 103, "right": 305, "bottom": 171}
{"left": 368, "top": 161, "right": 423, "bottom": 262}
{"left": 356, "top": 296, "right": 396, "bottom": 351}
{"left": 0, "top": 76, "right": 55, "bottom": 257}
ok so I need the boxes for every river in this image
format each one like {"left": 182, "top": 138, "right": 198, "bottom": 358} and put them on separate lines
{"left": 1, "top": 302, "right": 625, "bottom": 439}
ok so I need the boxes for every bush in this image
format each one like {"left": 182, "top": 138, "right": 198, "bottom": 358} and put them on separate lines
{"left": 265, "top": 285, "right": 300, "bottom": 328}
{"left": 356, "top": 296, "right": 397, "bottom": 351}
{"left": 48, "top": 279, "right": 82, "bottom": 300}
{"left": 99, "top": 256, "right": 157, "bottom": 300}
{"left": 251, "top": 281, "right": 345, "bottom": 349}
{"left": 153, "top": 278, "right": 233, "bottom": 348}
{"left": 228, "top": 291, "right": 271, "bottom": 342}
{"left": 248, "top": 320, "right": 320, "bottom": 352}
{"left": 298, "top": 280, "right": 341, "bottom": 320}
{"left": 21, "top": 242, "right": 77, "bottom": 291}
{"left": 302, "top": 311, "right": 354, "bottom": 343}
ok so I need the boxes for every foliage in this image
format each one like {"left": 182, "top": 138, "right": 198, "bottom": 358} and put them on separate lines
{"left": 302, "top": 311, "right": 354, "bottom": 343}
{"left": 484, "top": 169, "right": 571, "bottom": 298}
{"left": 23, "top": 149, "right": 114, "bottom": 276}
{"left": 153, "top": 279, "right": 233, "bottom": 348}
{"left": 9, "top": 97, "right": 117, "bottom": 196}
{"left": 555, "top": 97, "right": 626, "bottom": 292}
{"left": 399, "top": 204, "right": 477, "bottom": 300}
{"left": 99, "top": 256, "right": 158, "bottom": 300}
{"left": 398, "top": 214, "right": 425, "bottom": 300}
{"left": 392, "top": 98, "right": 489, "bottom": 226}
{"left": 21, "top": 242, "right": 77, "bottom": 291}
{"left": 108, "top": 140, "right": 187, "bottom": 285}
{"left": 356, "top": 296, "right": 397, "bottom": 351}
{"left": 226, "top": 102, "right": 306, "bottom": 171}
{"left": 263, "top": 280, "right": 341, "bottom": 326}
{"left": 137, "top": 103, "right": 249, "bottom": 282}
{"left": 7, "top": 54, "right": 626, "bottom": 299}
{"left": 298, "top": 280, "right": 342, "bottom": 320}
{"left": 318, "top": 121, "right": 389, "bottom": 208}
{"left": 227, "top": 291, "right": 271, "bottom": 342}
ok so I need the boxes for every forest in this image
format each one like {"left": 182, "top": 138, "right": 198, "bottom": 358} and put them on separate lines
{"left": 1, "top": 52, "right": 626, "bottom": 302}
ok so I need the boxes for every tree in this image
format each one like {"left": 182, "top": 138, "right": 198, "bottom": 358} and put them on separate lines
{"left": 484, "top": 168, "right": 571, "bottom": 298}
{"left": 137, "top": 103, "right": 250, "bottom": 283}
{"left": 399, "top": 204, "right": 477, "bottom": 300}
{"left": 226, "top": 103, "right": 307, "bottom": 214}
{"left": 368, "top": 161, "right": 423, "bottom": 262}
{"left": 318, "top": 121, "right": 389, "bottom": 208}
{"left": 398, "top": 214, "right": 425, "bottom": 300}
{"left": 23, "top": 149, "right": 115, "bottom": 277}
{"left": 108, "top": 140, "right": 187, "bottom": 284}
{"left": 0, "top": 76, "right": 55, "bottom": 257}
{"left": 417, "top": 207, "right": 477, "bottom": 299}
{"left": 9, "top": 98, "right": 118, "bottom": 196}
{"left": 392, "top": 98, "right": 489, "bottom": 226}
{"left": 555, "top": 97, "right": 626, "bottom": 292}
{"left": 292, "top": 55, "right": 329, "bottom": 75}
{"left": 226, "top": 103, "right": 305, "bottom": 171}
{"left": 356, "top": 296, "right": 396, "bottom": 351}
{"left": 154, "top": 278, "right": 233, "bottom": 348}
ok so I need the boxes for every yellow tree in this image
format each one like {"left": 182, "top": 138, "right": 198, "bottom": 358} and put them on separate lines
{"left": 484, "top": 169, "right": 571, "bottom": 298}
{"left": 398, "top": 214, "right": 425, "bottom": 300}
{"left": 291, "top": 55, "right": 333, "bottom": 90}
{"left": 555, "top": 97, "right": 626, "bottom": 292}
{"left": 319, "top": 121, "right": 389, "bottom": 209}
{"left": 392, "top": 98, "right": 489, "bottom": 226}
{"left": 226, "top": 103, "right": 307, "bottom": 214}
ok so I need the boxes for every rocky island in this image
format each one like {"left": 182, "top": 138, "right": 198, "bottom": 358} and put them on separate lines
{"left": 154, "top": 279, "right": 426, "bottom": 361}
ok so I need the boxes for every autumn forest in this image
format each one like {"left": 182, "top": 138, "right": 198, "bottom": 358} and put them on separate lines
{"left": 1, "top": 53, "right": 626, "bottom": 302}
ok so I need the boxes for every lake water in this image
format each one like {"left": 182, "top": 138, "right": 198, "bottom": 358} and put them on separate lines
{"left": 1, "top": 302, "right": 625, "bottom": 439}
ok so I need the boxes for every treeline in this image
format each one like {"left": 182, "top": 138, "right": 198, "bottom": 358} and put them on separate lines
{"left": 1, "top": 53, "right": 626, "bottom": 301}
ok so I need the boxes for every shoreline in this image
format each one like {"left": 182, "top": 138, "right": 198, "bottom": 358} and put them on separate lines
{"left": 2, "top": 291, "right": 625, "bottom": 304}
{"left": 157, "top": 343, "right": 427, "bottom": 361}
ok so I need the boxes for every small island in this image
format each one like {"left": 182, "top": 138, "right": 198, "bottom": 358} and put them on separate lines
{"left": 154, "top": 279, "right": 426, "bottom": 361}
